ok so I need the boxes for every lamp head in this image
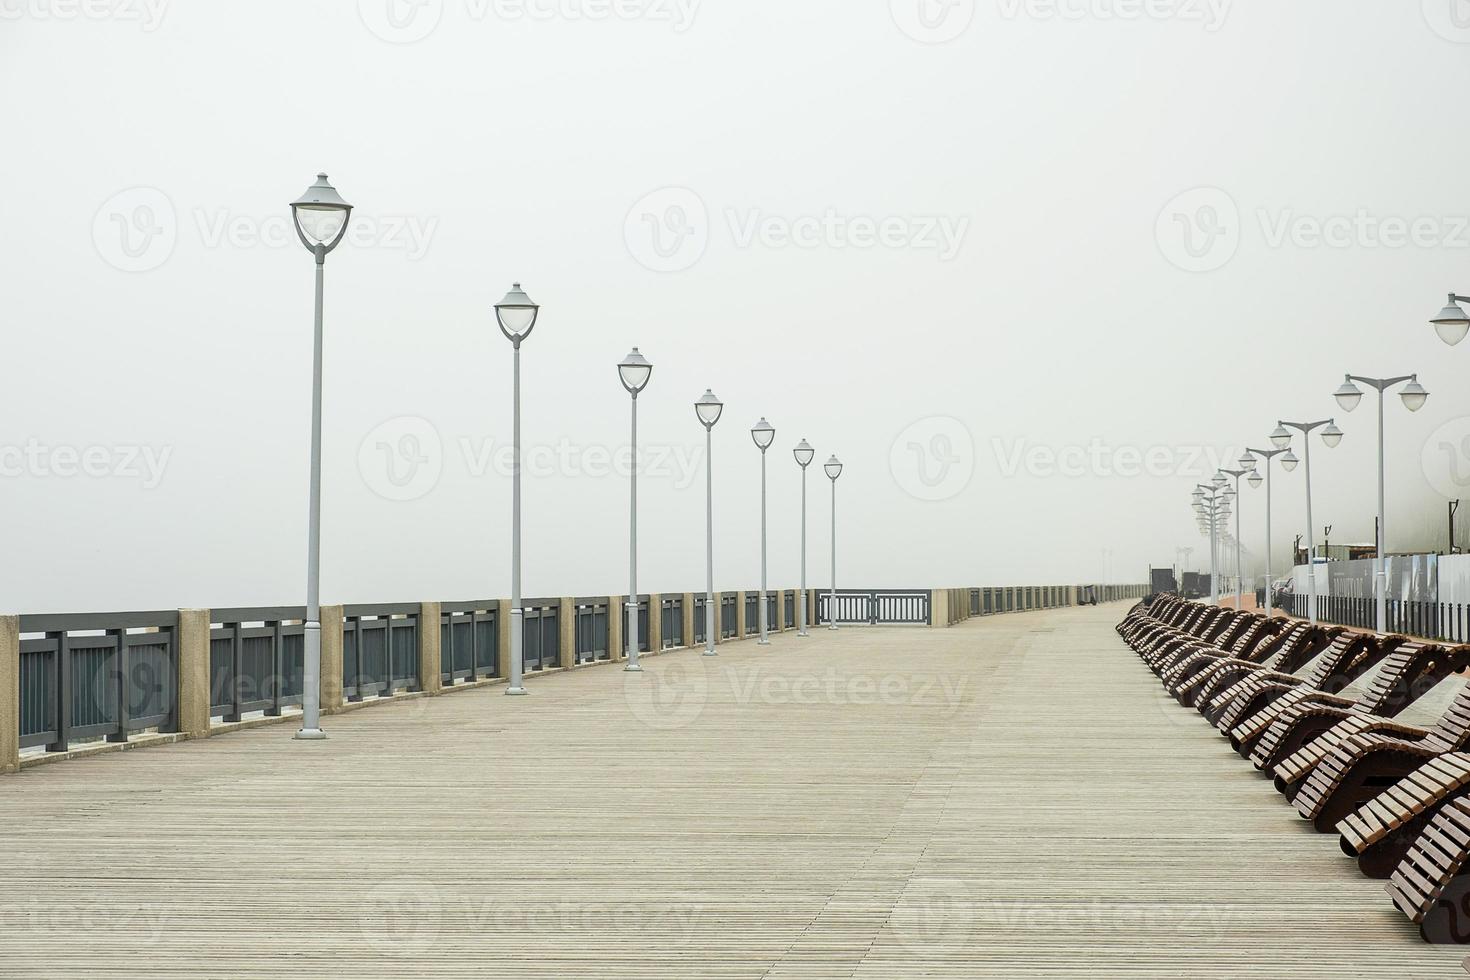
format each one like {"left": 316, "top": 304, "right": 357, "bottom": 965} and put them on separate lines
{"left": 495, "top": 283, "right": 539, "bottom": 345}
{"left": 1334, "top": 377, "right": 1363, "bottom": 412}
{"left": 751, "top": 418, "right": 775, "bottom": 451}
{"left": 793, "top": 440, "right": 815, "bottom": 468}
{"left": 290, "top": 172, "right": 352, "bottom": 252}
{"left": 618, "top": 348, "right": 653, "bottom": 395}
{"left": 694, "top": 389, "right": 724, "bottom": 429}
{"left": 1432, "top": 296, "right": 1470, "bottom": 347}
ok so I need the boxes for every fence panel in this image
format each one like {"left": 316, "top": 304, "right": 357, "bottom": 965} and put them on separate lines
{"left": 441, "top": 603, "right": 498, "bottom": 685}
{"left": 661, "top": 596, "right": 684, "bottom": 649}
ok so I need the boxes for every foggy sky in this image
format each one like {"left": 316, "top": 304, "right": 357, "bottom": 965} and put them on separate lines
{"left": 5, "top": 1, "right": 1470, "bottom": 613}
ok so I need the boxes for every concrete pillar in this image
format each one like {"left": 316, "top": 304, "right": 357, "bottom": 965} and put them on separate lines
{"left": 609, "top": 595, "right": 624, "bottom": 662}
{"left": 419, "top": 601, "right": 443, "bottom": 695}
{"left": 736, "top": 591, "right": 747, "bottom": 639}
{"left": 682, "top": 593, "right": 695, "bottom": 649}
{"left": 1, "top": 615, "right": 18, "bottom": 773}
{"left": 775, "top": 591, "right": 786, "bottom": 632}
{"left": 496, "top": 599, "right": 513, "bottom": 679}
{"left": 558, "top": 597, "right": 576, "bottom": 668}
{"left": 648, "top": 594, "right": 663, "bottom": 652}
{"left": 930, "top": 589, "right": 948, "bottom": 628}
{"left": 176, "top": 608, "right": 211, "bottom": 739}
{"left": 714, "top": 594, "right": 724, "bottom": 641}
{"left": 320, "top": 604, "right": 345, "bottom": 714}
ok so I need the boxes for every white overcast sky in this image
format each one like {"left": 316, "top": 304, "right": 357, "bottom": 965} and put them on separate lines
{"left": 5, "top": 1, "right": 1470, "bottom": 613}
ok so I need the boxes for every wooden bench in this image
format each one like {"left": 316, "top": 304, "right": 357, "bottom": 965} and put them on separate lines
{"left": 1338, "top": 753, "right": 1470, "bottom": 879}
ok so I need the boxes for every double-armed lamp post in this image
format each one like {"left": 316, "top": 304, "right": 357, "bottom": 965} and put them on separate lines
{"left": 1270, "top": 419, "right": 1342, "bottom": 623}
{"left": 1332, "top": 374, "right": 1428, "bottom": 633}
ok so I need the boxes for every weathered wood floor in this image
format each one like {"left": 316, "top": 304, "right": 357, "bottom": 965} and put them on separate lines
{"left": 1, "top": 603, "right": 1462, "bottom": 977}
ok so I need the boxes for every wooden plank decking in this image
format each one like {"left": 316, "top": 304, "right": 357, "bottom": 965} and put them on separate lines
{"left": 0, "top": 603, "right": 1462, "bottom": 977}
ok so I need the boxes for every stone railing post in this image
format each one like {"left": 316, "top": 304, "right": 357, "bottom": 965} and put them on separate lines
{"left": 682, "top": 593, "right": 695, "bottom": 649}
{"left": 559, "top": 597, "right": 576, "bottom": 668}
{"left": 735, "top": 591, "right": 747, "bottom": 639}
{"left": 609, "top": 595, "right": 624, "bottom": 662}
{"left": 496, "top": 599, "right": 512, "bottom": 679}
{"left": 419, "top": 602, "right": 443, "bottom": 695}
{"left": 176, "top": 608, "right": 211, "bottom": 739}
{"left": 648, "top": 594, "right": 663, "bottom": 652}
{"left": 930, "top": 589, "right": 948, "bottom": 628}
{"left": 321, "top": 604, "right": 345, "bottom": 714}
{"left": 1, "top": 615, "right": 18, "bottom": 773}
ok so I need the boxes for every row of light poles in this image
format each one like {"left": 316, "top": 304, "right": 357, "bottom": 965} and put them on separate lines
{"left": 286, "top": 173, "right": 847, "bottom": 736}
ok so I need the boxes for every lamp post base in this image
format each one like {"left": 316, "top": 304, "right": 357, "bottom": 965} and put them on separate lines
{"left": 505, "top": 687, "right": 529, "bottom": 696}
{"left": 757, "top": 638, "right": 771, "bottom": 645}
{"left": 623, "top": 663, "right": 643, "bottom": 672}
{"left": 293, "top": 728, "right": 327, "bottom": 741}
{"left": 797, "top": 630, "right": 810, "bottom": 637}
{"left": 703, "top": 649, "right": 718, "bottom": 657}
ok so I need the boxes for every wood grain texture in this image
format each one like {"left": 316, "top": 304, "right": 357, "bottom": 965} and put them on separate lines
{"left": 0, "top": 603, "right": 1459, "bottom": 977}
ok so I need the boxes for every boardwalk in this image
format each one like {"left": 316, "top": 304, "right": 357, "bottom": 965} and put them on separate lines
{"left": 0, "top": 604, "right": 1460, "bottom": 977}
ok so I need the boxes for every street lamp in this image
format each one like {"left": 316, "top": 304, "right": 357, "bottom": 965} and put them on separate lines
{"left": 619, "top": 348, "right": 653, "bottom": 672}
{"left": 825, "top": 455, "right": 843, "bottom": 630}
{"left": 289, "top": 172, "right": 352, "bottom": 742}
{"left": 1275, "top": 419, "right": 1343, "bottom": 624}
{"left": 1244, "top": 445, "right": 1292, "bottom": 617}
{"left": 1194, "top": 483, "right": 1230, "bottom": 604}
{"left": 497, "top": 283, "right": 540, "bottom": 696}
{"left": 793, "top": 440, "right": 815, "bottom": 636}
{"left": 1431, "top": 294, "right": 1470, "bottom": 347}
{"left": 1334, "top": 373, "right": 1429, "bottom": 632}
{"left": 751, "top": 418, "right": 775, "bottom": 645}
{"left": 1217, "top": 468, "right": 1250, "bottom": 609}
{"left": 696, "top": 390, "right": 724, "bottom": 655}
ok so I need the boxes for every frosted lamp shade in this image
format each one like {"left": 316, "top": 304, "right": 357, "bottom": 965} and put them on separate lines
{"left": 618, "top": 348, "right": 652, "bottom": 394}
{"left": 751, "top": 418, "right": 775, "bottom": 451}
{"left": 495, "top": 283, "right": 539, "bottom": 341}
{"left": 694, "top": 390, "right": 724, "bottom": 428}
{"left": 1334, "top": 380, "right": 1363, "bottom": 413}
{"left": 1321, "top": 423, "right": 1343, "bottom": 448}
{"left": 793, "top": 440, "right": 815, "bottom": 467}
{"left": 824, "top": 456, "right": 843, "bottom": 480}
{"left": 1400, "top": 380, "right": 1429, "bottom": 412}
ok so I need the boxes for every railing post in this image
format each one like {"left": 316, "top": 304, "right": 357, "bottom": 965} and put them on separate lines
{"left": 558, "top": 597, "right": 576, "bottom": 668}
{"left": 320, "top": 604, "right": 344, "bottom": 714}
{"left": 608, "top": 595, "right": 624, "bottom": 662}
{"left": 931, "top": 589, "right": 949, "bottom": 628}
{"left": 682, "top": 593, "right": 695, "bottom": 650}
{"left": 176, "top": 609, "right": 211, "bottom": 739}
{"left": 774, "top": 591, "right": 785, "bottom": 632}
{"left": 1, "top": 615, "right": 18, "bottom": 773}
{"left": 735, "top": 590, "right": 747, "bottom": 640}
{"left": 495, "top": 599, "right": 513, "bottom": 679}
{"left": 419, "top": 602, "right": 443, "bottom": 695}
{"left": 648, "top": 594, "right": 663, "bottom": 652}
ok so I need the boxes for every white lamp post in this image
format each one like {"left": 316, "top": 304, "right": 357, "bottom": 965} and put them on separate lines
{"left": 1334, "top": 373, "right": 1429, "bottom": 633}
{"left": 1217, "top": 468, "right": 1250, "bottom": 609}
{"left": 1243, "top": 445, "right": 1289, "bottom": 617}
{"left": 497, "top": 283, "right": 540, "bottom": 695}
{"left": 751, "top": 418, "right": 775, "bottom": 644}
{"left": 793, "top": 440, "right": 815, "bottom": 636}
{"left": 696, "top": 391, "right": 724, "bottom": 655}
{"left": 1273, "top": 419, "right": 1342, "bottom": 623}
{"left": 825, "top": 456, "right": 843, "bottom": 629}
{"left": 289, "top": 173, "right": 352, "bottom": 741}
{"left": 619, "top": 348, "right": 653, "bottom": 671}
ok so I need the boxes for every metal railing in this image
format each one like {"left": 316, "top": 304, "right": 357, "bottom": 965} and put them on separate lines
{"left": 660, "top": 596, "right": 684, "bottom": 650}
{"left": 441, "top": 603, "right": 499, "bottom": 686}
{"left": 817, "top": 590, "right": 932, "bottom": 626}
{"left": 1284, "top": 591, "right": 1470, "bottom": 645}
{"left": 342, "top": 604, "right": 420, "bottom": 701}
{"left": 209, "top": 607, "right": 306, "bottom": 721}
{"left": 574, "top": 598, "right": 611, "bottom": 664}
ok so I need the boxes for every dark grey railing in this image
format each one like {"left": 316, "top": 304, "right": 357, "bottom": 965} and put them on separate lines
{"left": 521, "top": 599, "right": 560, "bottom": 672}
{"left": 660, "top": 596, "right": 684, "bottom": 649}
{"left": 817, "top": 590, "right": 931, "bottom": 626}
{"left": 574, "top": 598, "right": 610, "bottom": 664}
{"left": 783, "top": 590, "right": 796, "bottom": 628}
{"left": 19, "top": 611, "right": 179, "bottom": 752}
{"left": 720, "top": 593, "right": 737, "bottom": 639}
{"left": 342, "top": 604, "right": 420, "bottom": 701}
{"left": 209, "top": 607, "right": 306, "bottom": 721}
{"left": 440, "top": 602, "right": 499, "bottom": 686}
{"left": 623, "top": 595, "right": 650, "bottom": 654}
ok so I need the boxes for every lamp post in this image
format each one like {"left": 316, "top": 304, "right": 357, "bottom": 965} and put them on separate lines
{"left": 619, "top": 348, "right": 653, "bottom": 671}
{"left": 497, "top": 283, "right": 540, "bottom": 695}
{"left": 1217, "top": 468, "right": 1250, "bottom": 609}
{"left": 825, "top": 456, "right": 843, "bottom": 629}
{"left": 1193, "top": 482, "right": 1230, "bottom": 604}
{"left": 751, "top": 419, "right": 775, "bottom": 644}
{"left": 1272, "top": 419, "right": 1343, "bottom": 623}
{"left": 1333, "top": 373, "right": 1429, "bottom": 633}
{"left": 1242, "top": 446, "right": 1288, "bottom": 616}
{"left": 793, "top": 440, "right": 815, "bottom": 636}
{"left": 696, "top": 391, "right": 724, "bottom": 655}
{"left": 289, "top": 173, "right": 352, "bottom": 741}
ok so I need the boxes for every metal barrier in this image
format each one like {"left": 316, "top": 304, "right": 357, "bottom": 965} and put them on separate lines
{"left": 343, "top": 604, "right": 420, "bottom": 701}
{"left": 574, "top": 598, "right": 611, "bottom": 664}
{"left": 660, "top": 596, "right": 684, "bottom": 649}
{"left": 209, "top": 607, "right": 306, "bottom": 721}
{"left": 816, "top": 590, "right": 932, "bottom": 626}
{"left": 441, "top": 602, "right": 499, "bottom": 685}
